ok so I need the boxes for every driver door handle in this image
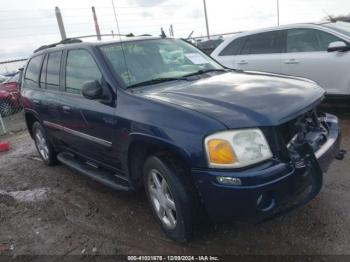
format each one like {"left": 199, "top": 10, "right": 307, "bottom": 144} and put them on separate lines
{"left": 237, "top": 60, "right": 248, "bottom": 65}
{"left": 62, "top": 105, "right": 72, "bottom": 114}
{"left": 284, "top": 58, "right": 299, "bottom": 64}
{"left": 33, "top": 99, "right": 41, "bottom": 105}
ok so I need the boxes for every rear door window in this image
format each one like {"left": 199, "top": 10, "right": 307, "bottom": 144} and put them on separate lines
{"left": 24, "top": 55, "right": 43, "bottom": 88}
{"left": 65, "top": 49, "right": 102, "bottom": 94}
{"left": 46, "top": 51, "right": 62, "bottom": 90}
{"left": 219, "top": 37, "right": 245, "bottom": 56}
{"left": 240, "top": 31, "right": 281, "bottom": 55}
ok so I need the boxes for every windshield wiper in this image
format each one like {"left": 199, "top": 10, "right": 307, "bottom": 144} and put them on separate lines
{"left": 127, "top": 77, "right": 183, "bottom": 88}
{"left": 126, "top": 69, "right": 228, "bottom": 88}
{"left": 182, "top": 68, "right": 228, "bottom": 78}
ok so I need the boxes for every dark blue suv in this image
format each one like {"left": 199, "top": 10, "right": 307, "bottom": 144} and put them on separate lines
{"left": 22, "top": 37, "right": 341, "bottom": 242}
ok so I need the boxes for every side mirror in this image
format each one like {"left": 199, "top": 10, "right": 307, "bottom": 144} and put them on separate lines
{"left": 327, "top": 41, "right": 348, "bottom": 52}
{"left": 82, "top": 80, "right": 103, "bottom": 100}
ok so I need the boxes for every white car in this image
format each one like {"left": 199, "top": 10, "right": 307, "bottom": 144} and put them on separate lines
{"left": 211, "top": 21, "right": 350, "bottom": 97}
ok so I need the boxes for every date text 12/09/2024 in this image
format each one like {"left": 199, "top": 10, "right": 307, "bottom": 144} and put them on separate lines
{"left": 127, "top": 255, "right": 220, "bottom": 261}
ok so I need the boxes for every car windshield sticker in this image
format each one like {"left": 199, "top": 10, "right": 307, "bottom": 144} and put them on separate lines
{"left": 185, "top": 53, "right": 209, "bottom": 64}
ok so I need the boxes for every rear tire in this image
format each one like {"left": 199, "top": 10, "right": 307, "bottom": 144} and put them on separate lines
{"left": 32, "top": 122, "right": 58, "bottom": 166}
{"left": 143, "top": 154, "right": 197, "bottom": 242}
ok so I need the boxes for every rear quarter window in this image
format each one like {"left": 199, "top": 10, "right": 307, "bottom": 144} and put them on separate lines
{"left": 24, "top": 55, "right": 43, "bottom": 88}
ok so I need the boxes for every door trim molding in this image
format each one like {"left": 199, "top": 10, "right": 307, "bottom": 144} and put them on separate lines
{"left": 43, "top": 120, "right": 112, "bottom": 148}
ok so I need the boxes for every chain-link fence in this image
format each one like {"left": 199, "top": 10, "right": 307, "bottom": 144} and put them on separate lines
{"left": 0, "top": 59, "right": 27, "bottom": 76}
{"left": 0, "top": 92, "right": 25, "bottom": 137}
{"left": 0, "top": 59, "right": 27, "bottom": 137}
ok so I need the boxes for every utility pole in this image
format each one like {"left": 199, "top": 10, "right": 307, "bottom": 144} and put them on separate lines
{"left": 55, "top": 6, "right": 67, "bottom": 40}
{"left": 160, "top": 27, "right": 166, "bottom": 38}
{"left": 277, "top": 0, "right": 280, "bottom": 26}
{"left": 92, "top": 6, "right": 102, "bottom": 40}
{"left": 169, "top": 24, "right": 174, "bottom": 37}
{"left": 0, "top": 113, "right": 6, "bottom": 134}
{"left": 111, "top": 0, "right": 121, "bottom": 35}
{"left": 203, "top": 0, "right": 210, "bottom": 39}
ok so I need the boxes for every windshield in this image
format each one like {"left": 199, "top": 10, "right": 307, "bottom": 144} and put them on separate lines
{"left": 100, "top": 38, "right": 223, "bottom": 88}
{"left": 323, "top": 21, "right": 350, "bottom": 38}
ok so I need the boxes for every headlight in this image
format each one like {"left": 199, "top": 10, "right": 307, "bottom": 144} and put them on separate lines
{"left": 204, "top": 129, "right": 273, "bottom": 168}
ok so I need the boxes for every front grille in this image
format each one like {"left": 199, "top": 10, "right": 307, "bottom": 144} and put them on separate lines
{"left": 279, "top": 110, "right": 317, "bottom": 143}
{"left": 276, "top": 109, "right": 328, "bottom": 157}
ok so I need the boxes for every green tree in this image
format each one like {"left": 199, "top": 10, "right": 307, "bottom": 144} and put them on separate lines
{"left": 326, "top": 14, "right": 350, "bottom": 22}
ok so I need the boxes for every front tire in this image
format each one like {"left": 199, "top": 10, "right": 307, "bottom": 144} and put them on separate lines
{"left": 143, "top": 155, "right": 197, "bottom": 242}
{"left": 32, "top": 122, "right": 58, "bottom": 166}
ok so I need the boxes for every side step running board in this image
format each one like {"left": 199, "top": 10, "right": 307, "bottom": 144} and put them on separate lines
{"left": 57, "top": 152, "right": 131, "bottom": 192}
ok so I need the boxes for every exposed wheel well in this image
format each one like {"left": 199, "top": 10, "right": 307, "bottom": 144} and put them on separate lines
{"left": 128, "top": 141, "right": 190, "bottom": 189}
{"left": 25, "top": 113, "right": 39, "bottom": 138}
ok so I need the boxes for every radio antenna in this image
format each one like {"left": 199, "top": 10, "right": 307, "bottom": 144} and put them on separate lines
{"left": 111, "top": 0, "right": 131, "bottom": 84}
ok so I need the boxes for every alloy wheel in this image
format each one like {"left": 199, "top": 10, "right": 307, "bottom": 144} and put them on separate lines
{"left": 35, "top": 129, "right": 49, "bottom": 161}
{"left": 147, "top": 169, "right": 177, "bottom": 230}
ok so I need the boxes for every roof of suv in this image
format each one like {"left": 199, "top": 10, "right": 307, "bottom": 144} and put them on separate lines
{"left": 33, "top": 36, "right": 163, "bottom": 56}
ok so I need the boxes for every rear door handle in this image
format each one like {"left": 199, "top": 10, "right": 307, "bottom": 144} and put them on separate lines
{"left": 237, "top": 60, "right": 248, "bottom": 65}
{"left": 33, "top": 99, "right": 41, "bottom": 105}
{"left": 62, "top": 105, "right": 72, "bottom": 114}
{"left": 284, "top": 58, "right": 299, "bottom": 64}
{"left": 47, "top": 99, "right": 56, "bottom": 106}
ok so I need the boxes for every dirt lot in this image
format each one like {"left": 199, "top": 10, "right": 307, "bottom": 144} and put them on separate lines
{"left": 0, "top": 110, "right": 349, "bottom": 256}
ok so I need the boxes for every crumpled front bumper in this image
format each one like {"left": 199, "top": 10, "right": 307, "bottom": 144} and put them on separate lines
{"left": 192, "top": 114, "right": 341, "bottom": 222}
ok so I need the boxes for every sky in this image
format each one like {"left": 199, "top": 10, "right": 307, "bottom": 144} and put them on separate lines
{"left": 0, "top": 0, "right": 350, "bottom": 60}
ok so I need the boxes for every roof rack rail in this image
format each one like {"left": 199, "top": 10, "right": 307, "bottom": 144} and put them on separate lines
{"left": 34, "top": 38, "right": 83, "bottom": 53}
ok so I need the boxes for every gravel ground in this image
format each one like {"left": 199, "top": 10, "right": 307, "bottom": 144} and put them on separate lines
{"left": 0, "top": 111, "right": 26, "bottom": 136}
{"left": 0, "top": 110, "right": 349, "bottom": 256}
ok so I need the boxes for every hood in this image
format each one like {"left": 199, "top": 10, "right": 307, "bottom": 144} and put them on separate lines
{"left": 135, "top": 72, "right": 325, "bottom": 128}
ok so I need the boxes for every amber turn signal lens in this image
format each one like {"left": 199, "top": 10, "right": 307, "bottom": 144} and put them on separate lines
{"left": 207, "top": 139, "right": 236, "bottom": 164}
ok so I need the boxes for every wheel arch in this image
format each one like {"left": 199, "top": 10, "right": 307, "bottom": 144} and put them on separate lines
{"left": 24, "top": 110, "right": 41, "bottom": 138}
{"left": 127, "top": 133, "right": 192, "bottom": 189}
